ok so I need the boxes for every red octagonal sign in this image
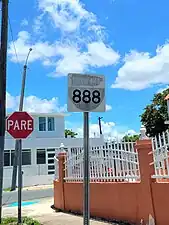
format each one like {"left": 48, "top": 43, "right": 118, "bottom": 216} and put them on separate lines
{"left": 6, "top": 111, "right": 34, "bottom": 139}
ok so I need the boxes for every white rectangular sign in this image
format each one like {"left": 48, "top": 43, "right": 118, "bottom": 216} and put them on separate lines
{"left": 67, "top": 73, "right": 105, "bottom": 112}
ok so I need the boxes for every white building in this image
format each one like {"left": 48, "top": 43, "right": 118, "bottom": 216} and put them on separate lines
{"left": 4, "top": 112, "right": 104, "bottom": 188}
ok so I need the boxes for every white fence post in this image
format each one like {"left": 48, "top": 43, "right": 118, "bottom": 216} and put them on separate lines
{"left": 54, "top": 143, "right": 66, "bottom": 180}
{"left": 140, "top": 125, "right": 148, "bottom": 140}
{"left": 151, "top": 130, "right": 169, "bottom": 179}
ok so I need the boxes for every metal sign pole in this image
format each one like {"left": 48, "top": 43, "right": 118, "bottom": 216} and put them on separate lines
{"left": 5, "top": 112, "right": 34, "bottom": 224}
{"left": 83, "top": 112, "right": 90, "bottom": 225}
{"left": 18, "top": 139, "right": 22, "bottom": 224}
{"left": 67, "top": 73, "right": 105, "bottom": 225}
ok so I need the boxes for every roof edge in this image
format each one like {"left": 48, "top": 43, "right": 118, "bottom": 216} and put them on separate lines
{"left": 6, "top": 112, "right": 70, "bottom": 117}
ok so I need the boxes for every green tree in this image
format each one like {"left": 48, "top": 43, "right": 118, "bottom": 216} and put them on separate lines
{"left": 140, "top": 88, "right": 169, "bottom": 137}
{"left": 122, "top": 134, "right": 140, "bottom": 142}
{"left": 65, "top": 129, "right": 78, "bottom": 138}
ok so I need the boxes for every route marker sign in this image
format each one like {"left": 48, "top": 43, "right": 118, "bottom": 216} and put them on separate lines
{"left": 67, "top": 73, "right": 105, "bottom": 112}
{"left": 6, "top": 111, "right": 34, "bottom": 139}
{"left": 67, "top": 73, "right": 106, "bottom": 225}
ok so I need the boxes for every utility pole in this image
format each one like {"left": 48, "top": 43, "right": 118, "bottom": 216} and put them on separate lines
{"left": 11, "top": 48, "right": 32, "bottom": 191}
{"left": 0, "top": 0, "right": 9, "bottom": 222}
{"left": 98, "top": 117, "right": 103, "bottom": 135}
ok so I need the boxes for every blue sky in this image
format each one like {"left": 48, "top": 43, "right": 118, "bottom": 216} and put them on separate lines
{"left": 3, "top": 0, "right": 169, "bottom": 139}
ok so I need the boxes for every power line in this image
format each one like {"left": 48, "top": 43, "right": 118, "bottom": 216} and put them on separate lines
{"left": 8, "top": 16, "right": 22, "bottom": 73}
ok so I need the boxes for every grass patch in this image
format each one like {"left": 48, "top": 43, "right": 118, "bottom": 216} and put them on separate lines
{"left": 0, "top": 217, "right": 41, "bottom": 225}
{"left": 3, "top": 188, "right": 11, "bottom": 192}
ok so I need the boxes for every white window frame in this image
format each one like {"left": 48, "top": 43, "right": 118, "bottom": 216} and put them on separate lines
{"left": 38, "top": 117, "right": 55, "bottom": 132}
{"left": 4, "top": 150, "right": 11, "bottom": 167}
{"left": 47, "top": 117, "right": 55, "bottom": 131}
{"left": 38, "top": 117, "right": 46, "bottom": 131}
{"left": 36, "top": 149, "right": 46, "bottom": 164}
{"left": 4, "top": 149, "right": 32, "bottom": 167}
{"left": 22, "top": 149, "right": 32, "bottom": 165}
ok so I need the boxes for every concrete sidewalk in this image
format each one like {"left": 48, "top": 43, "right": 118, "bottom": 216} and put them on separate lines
{"left": 35, "top": 213, "right": 114, "bottom": 225}
{"left": 2, "top": 197, "right": 115, "bottom": 225}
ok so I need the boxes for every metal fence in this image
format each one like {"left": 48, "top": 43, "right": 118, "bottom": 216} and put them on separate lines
{"left": 151, "top": 130, "right": 169, "bottom": 179}
{"left": 64, "top": 142, "right": 140, "bottom": 182}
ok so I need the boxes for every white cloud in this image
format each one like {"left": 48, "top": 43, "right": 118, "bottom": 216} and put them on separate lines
{"left": 53, "top": 42, "right": 119, "bottom": 76}
{"left": 112, "top": 43, "right": 169, "bottom": 90}
{"left": 8, "top": 0, "right": 119, "bottom": 76}
{"left": 157, "top": 85, "right": 169, "bottom": 93}
{"left": 75, "top": 121, "right": 116, "bottom": 139}
{"left": 54, "top": 44, "right": 89, "bottom": 75}
{"left": 87, "top": 42, "right": 120, "bottom": 67}
{"left": 6, "top": 92, "right": 67, "bottom": 113}
{"left": 32, "top": 15, "right": 44, "bottom": 34}
{"left": 125, "top": 129, "right": 137, "bottom": 136}
{"left": 106, "top": 104, "right": 112, "bottom": 111}
{"left": 38, "top": 0, "right": 102, "bottom": 34}
{"left": 8, "top": 31, "right": 58, "bottom": 63}
{"left": 21, "top": 19, "right": 28, "bottom": 27}
{"left": 66, "top": 120, "right": 137, "bottom": 141}
{"left": 8, "top": 32, "right": 119, "bottom": 76}
{"left": 6, "top": 92, "right": 17, "bottom": 109}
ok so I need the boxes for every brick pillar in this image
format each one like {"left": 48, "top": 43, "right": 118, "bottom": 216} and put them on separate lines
{"left": 54, "top": 152, "right": 66, "bottom": 210}
{"left": 136, "top": 139, "right": 156, "bottom": 224}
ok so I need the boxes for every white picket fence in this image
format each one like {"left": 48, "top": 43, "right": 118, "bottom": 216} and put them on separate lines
{"left": 63, "top": 142, "right": 140, "bottom": 182}
{"left": 53, "top": 129, "right": 169, "bottom": 183}
{"left": 151, "top": 130, "right": 169, "bottom": 179}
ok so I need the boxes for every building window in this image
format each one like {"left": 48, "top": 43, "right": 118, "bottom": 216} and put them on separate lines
{"left": 4, "top": 150, "right": 10, "bottom": 166}
{"left": 48, "top": 165, "right": 55, "bottom": 170}
{"left": 4, "top": 149, "right": 31, "bottom": 166}
{"left": 47, "top": 148, "right": 55, "bottom": 152}
{"left": 48, "top": 117, "right": 55, "bottom": 131}
{"left": 39, "top": 117, "right": 46, "bottom": 131}
{"left": 48, "top": 153, "right": 55, "bottom": 158}
{"left": 48, "top": 171, "right": 54, "bottom": 175}
{"left": 22, "top": 149, "right": 31, "bottom": 165}
{"left": 37, "top": 149, "right": 46, "bottom": 164}
{"left": 38, "top": 117, "right": 56, "bottom": 131}
{"left": 48, "top": 159, "right": 54, "bottom": 164}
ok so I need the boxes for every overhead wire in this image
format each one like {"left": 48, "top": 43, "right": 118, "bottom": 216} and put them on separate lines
{"left": 8, "top": 16, "right": 23, "bottom": 74}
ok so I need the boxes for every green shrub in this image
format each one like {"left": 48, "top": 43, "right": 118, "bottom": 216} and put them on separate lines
{"left": 1, "top": 217, "right": 41, "bottom": 225}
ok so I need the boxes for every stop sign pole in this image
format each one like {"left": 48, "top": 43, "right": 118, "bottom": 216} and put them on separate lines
{"left": 6, "top": 111, "right": 34, "bottom": 224}
{"left": 18, "top": 139, "right": 22, "bottom": 224}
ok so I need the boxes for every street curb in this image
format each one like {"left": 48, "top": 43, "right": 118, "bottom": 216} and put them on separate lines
{"left": 4, "top": 187, "right": 53, "bottom": 193}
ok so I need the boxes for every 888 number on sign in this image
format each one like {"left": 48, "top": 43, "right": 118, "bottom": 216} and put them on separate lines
{"left": 73, "top": 89, "right": 101, "bottom": 104}
{"left": 69, "top": 87, "right": 105, "bottom": 112}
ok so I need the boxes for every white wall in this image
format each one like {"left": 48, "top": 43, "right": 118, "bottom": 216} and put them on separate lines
{"left": 4, "top": 136, "right": 104, "bottom": 150}
{"left": 32, "top": 116, "right": 65, "bottom": 139}
{"left": 5, "top": 114, "right": 65, "bottom": 139}
{"left": 4, "top": 112, "right": 105, "bottom": 188}
{"left": 3, "top": 164, "right": 52, "bottom": 188}
{"left": 5, "top": 112, "right": 104, "bottom": 149}
{"left": 3, "top": 136, "right": 104, "bottom": 188}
